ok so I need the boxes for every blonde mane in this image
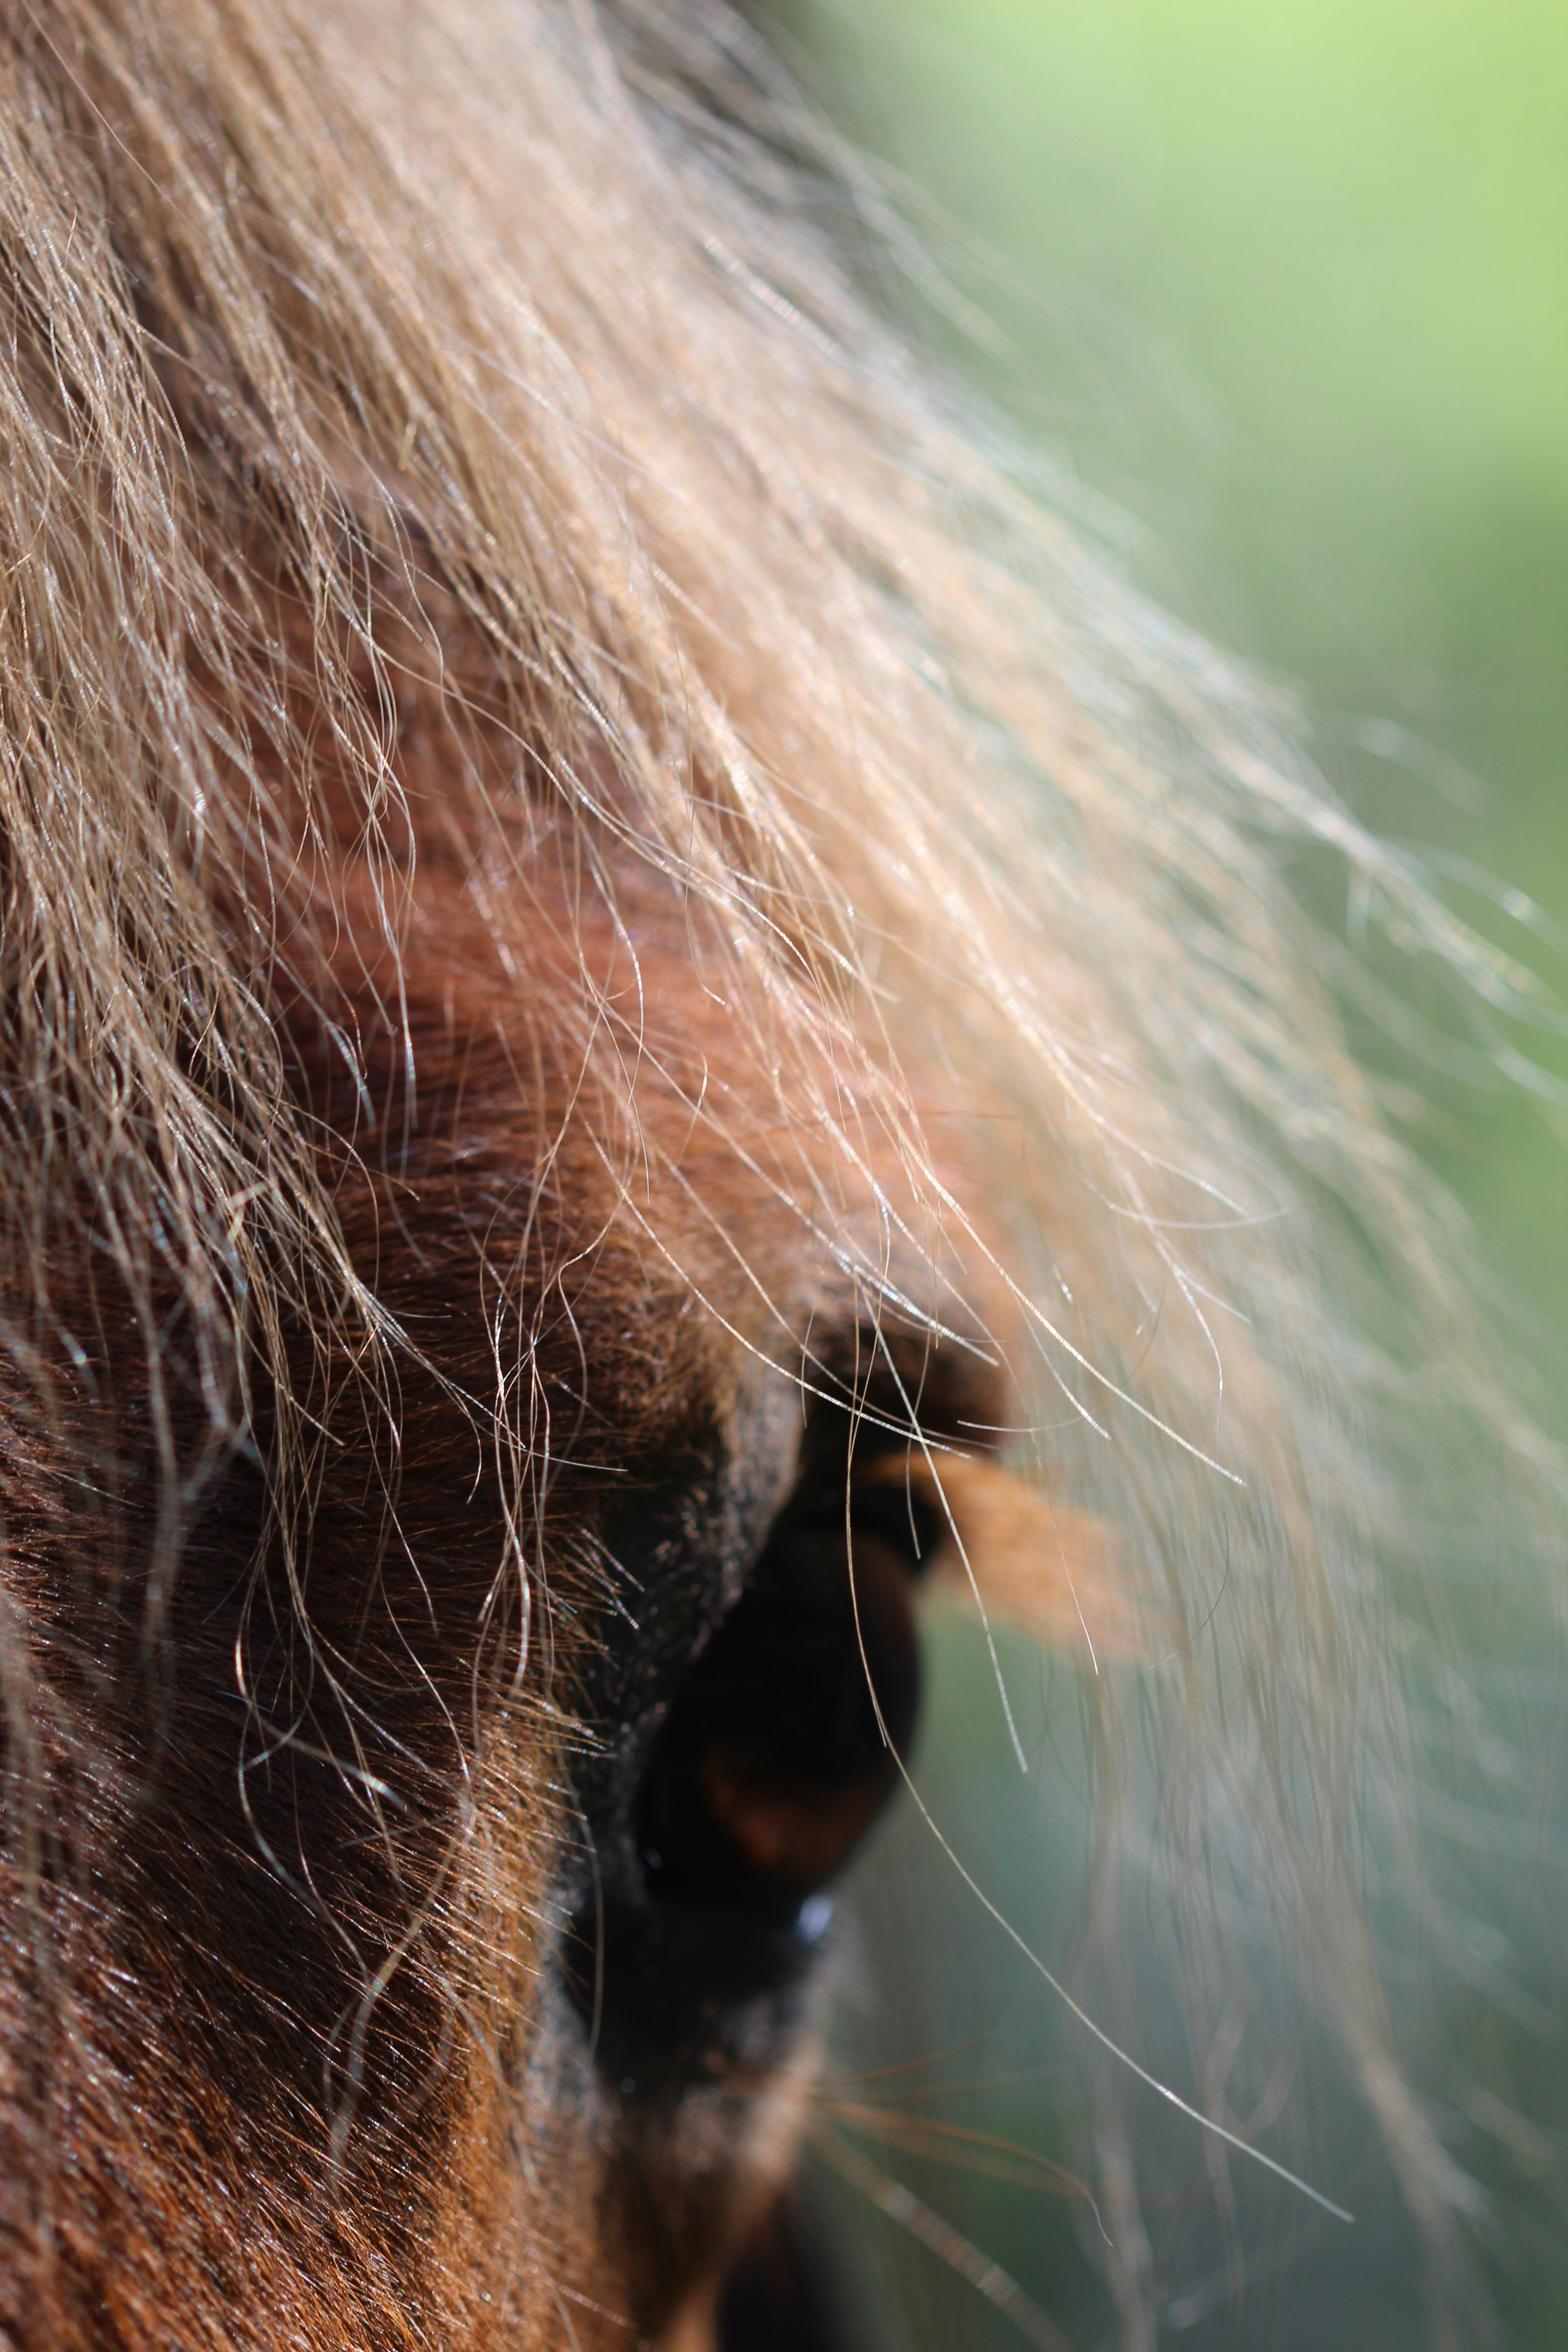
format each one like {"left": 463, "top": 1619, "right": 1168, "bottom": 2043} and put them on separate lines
{"left": 0, "top": 3, "right": 1555, "bottom": 2344}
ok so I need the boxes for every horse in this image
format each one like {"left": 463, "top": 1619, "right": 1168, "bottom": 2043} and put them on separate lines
{"left": 0, "top": 1, "right": 1551, "bottom": 2345}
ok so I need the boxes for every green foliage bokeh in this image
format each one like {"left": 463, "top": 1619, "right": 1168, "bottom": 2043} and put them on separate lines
{"left": 791, "top": 0, "right": 1568, "bottom": 1339}
{"left": 782, "top": 7, "right": 1568, "bottom": 2343}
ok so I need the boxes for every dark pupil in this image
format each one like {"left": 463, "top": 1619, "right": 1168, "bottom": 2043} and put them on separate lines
{"left": 637, "top": 1493, "right": 929, "bottom": 1927}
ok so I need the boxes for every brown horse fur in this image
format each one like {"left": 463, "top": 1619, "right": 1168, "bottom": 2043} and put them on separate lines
{"left": 0, "top": 1, "right": 1556, "bottom": 2345}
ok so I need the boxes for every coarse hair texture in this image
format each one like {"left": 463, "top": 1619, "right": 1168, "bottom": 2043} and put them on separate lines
{"left": 0, "top": 0, "right": 1558, "bottom": 2345}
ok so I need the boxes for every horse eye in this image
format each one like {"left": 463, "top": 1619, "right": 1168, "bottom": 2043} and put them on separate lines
{"left": 561, "top": 1466, "right": 941, "bottom": 2090}
{"left": 636, "top": 1492, "right": 927, "bottom": 1929}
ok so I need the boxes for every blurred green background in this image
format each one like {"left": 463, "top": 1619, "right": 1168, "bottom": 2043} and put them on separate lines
{"left": 769, "top": 2, "right": 1568, "bottom": 2343}
{"left": 783, "top": 0, "right": 1568, "bottom": 1344}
